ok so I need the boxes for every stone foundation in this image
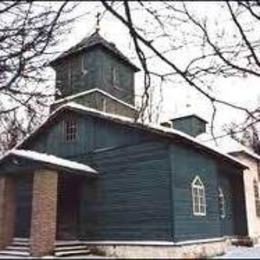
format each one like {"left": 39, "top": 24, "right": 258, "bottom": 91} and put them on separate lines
{"left": 85, "top": 239, "right": 231, "bottom": 258}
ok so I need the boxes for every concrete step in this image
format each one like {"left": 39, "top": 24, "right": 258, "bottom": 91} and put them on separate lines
{"left": 55, "top": 245, "right": 88, "bottom": 252}
{"left": 6, "top": 245, "right": 29, "bottom": 251}
{"left": 54, "top": 249, "right": 90, "bottom": 257}
{"left": 11, "top": 241, "right": 29, "bottom": 247}
{"left": 0, "top": 250, "right": 30, "bottom": 257}
{"left": 12, "top": 238, "right": 29, "bottom": 243}
{"left": 55, "top": 240, "right": 82, "bottom": 246}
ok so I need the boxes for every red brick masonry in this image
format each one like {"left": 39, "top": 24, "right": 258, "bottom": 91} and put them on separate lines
{"left": 30, "top": 169, "right": 58, "bottom": 257}
{"left": 0, "top": 177, "right": 16, "bottom": 249}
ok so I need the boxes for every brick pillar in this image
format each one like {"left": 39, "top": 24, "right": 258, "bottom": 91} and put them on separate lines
{"left": 0, "top": 177, "right": 16, "bottom": 249}
{"left": 30, "top": 169, "right": 58, "bottom": 257}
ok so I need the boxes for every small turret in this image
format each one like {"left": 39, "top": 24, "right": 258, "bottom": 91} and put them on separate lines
{"left": 170, "top": 114, "right": 208, "bottom": 137}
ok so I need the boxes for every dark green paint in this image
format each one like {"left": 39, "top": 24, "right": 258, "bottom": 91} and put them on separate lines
{"left": 171, "top": 116, "right": 207, "bottom": 137}
{"left": 53, "top": 48, "right": 135, "bottom": 105}
{"left": 19, "top": 112, "right": 248, "bottom": 242}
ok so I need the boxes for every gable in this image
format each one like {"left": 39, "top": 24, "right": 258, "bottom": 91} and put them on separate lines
{"left": 21, "top": 110, "right": 155, "bottom": 159}
{"left": 17, "top": 104, "right": 246, "bottom": 169}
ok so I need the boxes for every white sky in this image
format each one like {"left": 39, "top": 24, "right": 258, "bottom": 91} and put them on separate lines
{"left": 49, "top": 1, "right": 260, "bottom": 137}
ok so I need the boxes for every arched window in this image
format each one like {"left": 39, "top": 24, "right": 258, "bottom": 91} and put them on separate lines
{"left": 192, "top": 176, "right": 206, "bottom": 216}
{"left": 218, "top": 187, "right": 225, "bottom": 219}
{"left": 112, "top": 67, "right": 119, "bottom": 86}
{"left": 253, "top": 179, "right": 260, "bottom": 217}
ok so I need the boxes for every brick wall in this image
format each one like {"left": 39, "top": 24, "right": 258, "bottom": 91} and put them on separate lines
{"left": 30, "top": 169, "right": 58, "bottom": 257}
{"left": 0, "top": 177, "right": 16, "bottom": 249}
{"left": 234, "top": 153, "right": 260, "bottom": 241}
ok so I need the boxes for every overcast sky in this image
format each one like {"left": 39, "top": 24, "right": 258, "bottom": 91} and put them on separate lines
{"left": 50, "top": 1, "right": 260, "bottom": 137}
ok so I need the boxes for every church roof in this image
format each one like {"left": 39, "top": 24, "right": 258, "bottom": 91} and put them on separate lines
{"left": 52, "top": 88, "right": 137, "bottom": 110}
{"left": 197, "top": 132, "right": 260, "bottom": 161}
{"left": 0, "top": 149, "right": 98, "bottom": 177}
{"left": 16, "top": 102, "right": 248, "bottom": 170}
{"left": 171, "top": 113, "right": 208, "bottom": 123}
{"left": 50, "top": 32, "right": 140, "bottom": 72}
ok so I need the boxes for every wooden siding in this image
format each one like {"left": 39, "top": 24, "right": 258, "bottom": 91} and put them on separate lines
{"left": 51, "top": 91, "right": 136, "bottom": 118}
{"left": 170, "top": 144, "right": 221, "bottom": 241}
{"left": 27, "top": 111, "right": 151, "bottom": 157}
{"left": 170, "top": 144, "right": 247, "bottom": 241}
{"left": 22, "top": 111, "right": 247, "bottom": 242}
{"left": 53, "top": 47, "right": 135, "bottom": 105}
{"left": 54, "top": 50, "right": 100, "bottom": 98}
{"left": 15, "top": 176, "right": 33, "bottom": 237}
{"left": 78, "top": 141, "right": 172, "bottom": 241}
{"left": 98, "top": 48, "right": 135, "bottom": 105}
{"left": 172, "top": 117, "right": 206, "bottom": 137}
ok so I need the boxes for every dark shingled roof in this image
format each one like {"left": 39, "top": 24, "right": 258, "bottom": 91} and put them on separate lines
{"left": 50, "top": 32, "right": 140, "bottom": 72}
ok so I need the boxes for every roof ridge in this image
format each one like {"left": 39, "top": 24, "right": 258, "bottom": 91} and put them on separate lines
{"left": 11, "top": 102, "right": 247, "bottom": 169}
{"left": 50, "top": 31, "right": 139, "bottom": 71}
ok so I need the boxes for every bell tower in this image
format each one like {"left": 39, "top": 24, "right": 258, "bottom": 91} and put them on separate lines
{"left": 50, "top": 27, "right": 139, "bottom": 110}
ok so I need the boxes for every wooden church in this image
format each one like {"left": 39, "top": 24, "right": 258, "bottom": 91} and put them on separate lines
{"left": 0, "top": 30, "right": 250, "bottom": 258}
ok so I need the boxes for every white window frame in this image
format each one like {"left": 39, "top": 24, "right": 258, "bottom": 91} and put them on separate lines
{"left": 81, "top": 55, "right": 88, "bottom": 76}
{"left": 218, "top": 187, "right": 225, "bottom": 219}
{"left": 102, "top": 98, "right": 107, "bottom": 112}
{"left": 64, "top": 118, "right": 77, "bottom": 143}
{"left": 112, "top": 66, "right": 119, "bottom": 86}
{"left": 191, "top": 176, "right": 206, "bottom": 216}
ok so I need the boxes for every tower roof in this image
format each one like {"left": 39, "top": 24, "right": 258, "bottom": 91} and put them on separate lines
{"left": 50, "top": 32, "right": 140, "bottom": 72}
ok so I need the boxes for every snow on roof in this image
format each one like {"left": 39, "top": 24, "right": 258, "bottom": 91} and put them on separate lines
{"left": 197, "top": 132, "right": 260, "bottom": 161}
{"left": 59, "top": 102, "right": 247, "bottom": 168}
{"left": 53, "top": 88, "right": 137, "bottom": 110}
{"left": 13, "top": 101, "right": 247, "bottom": 169}
{"left": 5, "top": 149, "right": 98, "bottom": 175}
{"left": 171, "top": 113, "right": 208, "bottom": 123}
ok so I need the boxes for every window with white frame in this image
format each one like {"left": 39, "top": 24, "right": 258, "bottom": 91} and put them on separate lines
{"left": 218, "top": 187, "right": 225, "bottom": 219}
{"left": 112, "top": 66, "right": 119, "bottom": 86}
{"left": 64, "top": 118, "right": 77, "bottom": 143}
{"left": 192, "top": 176, "right": 206, "bottom": 216}
{"left": 81, "top": 55, "right": 88, "bottom": 76}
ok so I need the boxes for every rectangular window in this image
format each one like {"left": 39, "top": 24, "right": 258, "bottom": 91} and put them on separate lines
{"left": 64, "top": 119, "right": 77, "bottom": 143}
{"left": 218, "top": 188, "right": 225, "bottom": 219}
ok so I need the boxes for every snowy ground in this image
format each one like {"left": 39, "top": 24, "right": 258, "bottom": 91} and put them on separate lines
{"left": 217, "top": 245, "right": 260, "bottom": 258}
{"left": 1, "top": 246, "right": 260, "bottom": 259}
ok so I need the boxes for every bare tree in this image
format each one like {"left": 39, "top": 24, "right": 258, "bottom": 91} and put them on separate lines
{"left": 0, "top": 1, "right": 76, "bottom": 153}
{"left": 99, "top": 1, "right": 260, "bottom": 145}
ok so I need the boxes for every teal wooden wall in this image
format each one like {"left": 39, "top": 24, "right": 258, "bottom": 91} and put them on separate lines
{"left": 21, "top": 111, "right": 247, "bottom": 242}
{"left": 98, "top": 48, "right": 135, "bottom": 104}
{"left": 53, "top": 47, "right": 135, "bottom": 104}
{"left": 172, "top": 117, "right": 206, "bottom": 137}
{"left": 79, "top": 141, "right": 173, "bottom": 240}
{"left": 28, "top": 111, "right": 151, "bottom": 157}
{"left": 170, "top": 144, "right": 220, "bottom": 241}
{"left": 169, "top": 144, "right": 247, "bottom": 241}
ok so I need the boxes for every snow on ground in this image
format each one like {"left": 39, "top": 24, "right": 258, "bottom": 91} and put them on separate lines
{"left": 217, "top": 245, "right": 260, "bottom": 258}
